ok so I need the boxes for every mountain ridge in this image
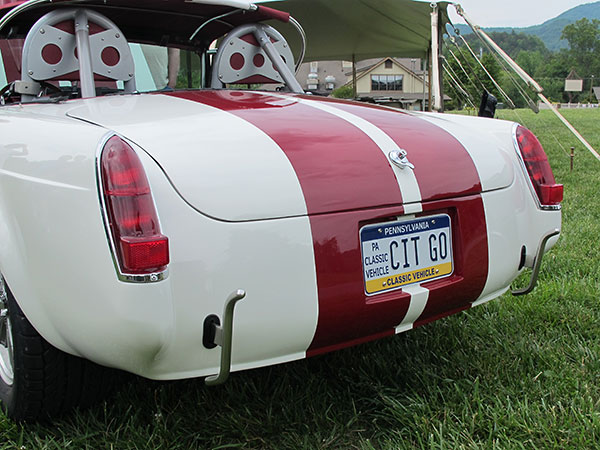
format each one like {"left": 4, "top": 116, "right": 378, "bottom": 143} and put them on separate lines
{"left": 452, "top": 1, "right": 600, "bottom": 51}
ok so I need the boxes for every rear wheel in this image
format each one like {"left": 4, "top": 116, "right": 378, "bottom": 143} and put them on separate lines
{"left": 0, "top": 274, "right": 122, "bottom": 421}
{"left": 0, "top": 280, "right": 14, "bottom": 388}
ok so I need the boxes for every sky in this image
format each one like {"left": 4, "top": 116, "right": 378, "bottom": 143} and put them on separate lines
{"left": 447, "top": 0, "right": 596, "bottom": 28}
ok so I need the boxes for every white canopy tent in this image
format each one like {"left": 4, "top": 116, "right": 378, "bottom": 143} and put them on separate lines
{"left": 259, "top": 0, "right": 453, "bottom": 61}
{"left": 260, "top": 0, "right": 452, "bottom": 110}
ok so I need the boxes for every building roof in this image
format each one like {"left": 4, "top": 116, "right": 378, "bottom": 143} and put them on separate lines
{"left": 341, "top": 57, "right": 427, "bottom": 90}
{"left": 349, "top": 57, "right": 425, "bottom": 80}
{"left": 565, "top": 69, "right": 582, "bottom": 81}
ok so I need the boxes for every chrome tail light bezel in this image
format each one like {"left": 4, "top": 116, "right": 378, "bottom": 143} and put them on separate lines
{"left": 512, "top": 123, "right": 563, "bottom": 211}
{"left": 96, "top": 133, "right": 169, "bottom": 283}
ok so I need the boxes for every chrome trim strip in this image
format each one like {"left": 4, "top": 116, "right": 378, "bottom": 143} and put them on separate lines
{"left": 511, "top": 122, "right": 561, "bottom": 212}
{"left": 511, "top": 229, "right": 560, "bottom": 296}
{"left": 95, "top": 132, "right": 169, "bottom": 284}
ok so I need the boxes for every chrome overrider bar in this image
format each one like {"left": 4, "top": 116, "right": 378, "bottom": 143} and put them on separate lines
{"left": 204, "top": 289, "right": 246, "bottom": 386}
{"left": 511, "top": 229, "right": 560, "bottom": 296}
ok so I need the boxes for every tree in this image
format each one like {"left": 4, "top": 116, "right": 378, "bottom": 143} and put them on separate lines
{"left": 515, "top": 50, "right": 545, "bottom": 77}
{"left": 562, "top": 18, "right": 600, "bottom": 57}
{"left": 561, "top": 18, "right": 600, "bottom": 90}
{"left": 443, "top": 45, "right": 503, "bottom": 110}
{"left": 461, "top": 31, "right": 549, "bottom": 59}
{"left": 535, "top": 52, "right": 573, "bottom": 102}
{"left": 331, "top": 85, "right": 354, "bottom": 99}
{"left": 443, "top": 30, "right": 553, "bottom": 110}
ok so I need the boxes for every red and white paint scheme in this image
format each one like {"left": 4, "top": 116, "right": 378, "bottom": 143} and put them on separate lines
{"left": 0, "top": 0, "right": 561, "bottom": 421}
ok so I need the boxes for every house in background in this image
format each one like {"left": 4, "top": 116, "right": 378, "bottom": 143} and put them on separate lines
{"left": 294, "top": 57, "right": 435, "bottom": 111}
{"left": 350, "top": 57, "right": 431, "bottom": 111}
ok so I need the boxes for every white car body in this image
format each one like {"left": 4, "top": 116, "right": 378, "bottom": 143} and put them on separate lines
{"left": 0, "top": 0, "right": 561, "bottom": 420}
{"left": 0, "top": 92, "right": 560, "bottom": 379}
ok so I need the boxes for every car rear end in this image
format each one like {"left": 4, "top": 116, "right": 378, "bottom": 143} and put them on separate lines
{"left": 52, "top": 91, "right": 561, "bottom": 379}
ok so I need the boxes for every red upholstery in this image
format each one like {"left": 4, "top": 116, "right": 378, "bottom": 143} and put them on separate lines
{"left": 0, "top": 39, "right": 23, "bottom": 82}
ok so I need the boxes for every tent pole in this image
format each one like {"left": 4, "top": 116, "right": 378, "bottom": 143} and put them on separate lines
{"left": 423, "top": 57, "right": 427, "bottom": 111}
{"left": 427, "top": 49, "right": 432, "bottom": 111}
{"left": 352, "top": 54, "right": 357, "bottom": 99}
{"left": 430, "top": 3, "right": 442, "bottom": 111}
{"left": 437, "top": 7, "right": 445, "bottom": 112}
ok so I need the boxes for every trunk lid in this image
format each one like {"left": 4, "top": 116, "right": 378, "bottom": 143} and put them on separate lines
{"left": 67, "top": 91, "right": 514, "bottom": 221}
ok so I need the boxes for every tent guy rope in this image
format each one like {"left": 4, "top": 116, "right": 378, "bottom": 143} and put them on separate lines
{"left": 454, "top": 3, "right": 600, "bottom": 163}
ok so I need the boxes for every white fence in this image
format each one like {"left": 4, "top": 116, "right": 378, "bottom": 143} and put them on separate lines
{"left": 539, "top": 102, "right": 599, "bottom": 110}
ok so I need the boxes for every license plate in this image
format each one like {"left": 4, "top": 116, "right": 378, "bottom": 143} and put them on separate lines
{"left": 360, "top": 214, "right": 453, "bottom": 295}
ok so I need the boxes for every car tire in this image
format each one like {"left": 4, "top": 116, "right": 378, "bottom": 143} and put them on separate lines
{"left": 0, "top": 275, "right": 122, "bottom": 421}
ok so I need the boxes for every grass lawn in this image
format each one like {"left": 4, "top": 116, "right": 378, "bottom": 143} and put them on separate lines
{"left": 1, "top": 109, "right": 599, "bottom": 449}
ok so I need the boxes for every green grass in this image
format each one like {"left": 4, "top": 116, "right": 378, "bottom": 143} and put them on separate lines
{"left": 2, "top": 109, "right": 599, "bottom": 449}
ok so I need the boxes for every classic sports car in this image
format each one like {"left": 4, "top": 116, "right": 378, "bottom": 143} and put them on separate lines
{"left": 0, "top": 0, "right": 562, "bottom": 421}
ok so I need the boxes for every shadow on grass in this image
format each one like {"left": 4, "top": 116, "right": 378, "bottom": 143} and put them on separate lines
{"left": 0, "top": 307, "right": 516, "bottom": 448}
{"left": 3, "top": 284, "right": 599, "bottom": 449}
{"left": 0, "top": 314, "right": 480, "bottom": 448}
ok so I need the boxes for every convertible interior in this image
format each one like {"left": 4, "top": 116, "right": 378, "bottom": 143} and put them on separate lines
{"left": 0, "top": 0, "right": 304, "bottom": 104}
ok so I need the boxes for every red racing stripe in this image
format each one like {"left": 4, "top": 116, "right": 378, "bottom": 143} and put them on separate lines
{"left": 307, "top": 206, "right": 412, "bottom": 356}
{"left": 164, "top": 91, "right": 489, "bottom": 355}
{"left": 318, "top": 98, "right": 483, "bottom": 201}
{"left": 164, "top": 91, "right": 412, "bottom": 354}
{"left": 416, "top": 196, "right": 489, "bottom": 323}
{"left": 306, "top": 194, "right": 489, "bottom": 355}
{"left": 313, "top": 98, "right": 489, "bottom": 325}
{"left": 165, "top": 91, "right": 404, "bottom": 214}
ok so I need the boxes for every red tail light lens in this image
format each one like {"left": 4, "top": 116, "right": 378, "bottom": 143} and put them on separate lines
{"left": 515, "top": 126, "right": 563, "bottom": 206}
{"left": 101, "top": 136, "right": 169, "bottom": 274}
